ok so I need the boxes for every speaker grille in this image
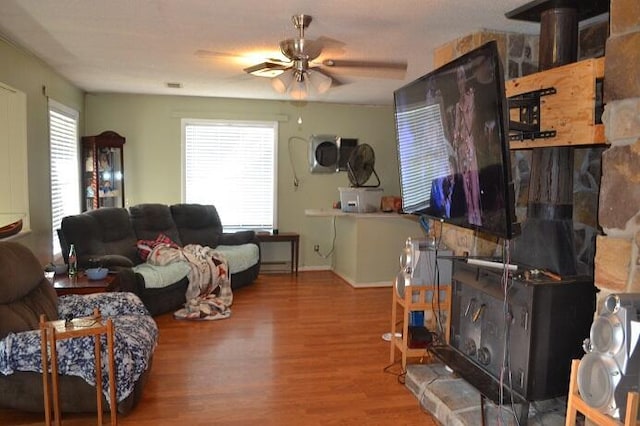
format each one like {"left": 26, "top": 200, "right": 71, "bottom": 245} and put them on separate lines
{"left": 577, "top": 353, "right": 619, "bottom": 414}
{"left": 591, "top": 315, "right": 624, "bottom": 355}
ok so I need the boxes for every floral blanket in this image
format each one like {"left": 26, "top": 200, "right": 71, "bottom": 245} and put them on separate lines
{"left": 0, "top": 292, "right": 158, "bottom": 404}
{"left": 147, "top": 244, "right": 232, "bottom": 320}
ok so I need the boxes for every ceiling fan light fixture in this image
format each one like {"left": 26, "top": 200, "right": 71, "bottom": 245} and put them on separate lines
{"left": 272, "top": 69, "right": 294, "bottom": 93}
{"left": 272, "top": 68, "right": 331, "bottom": 99}
{"left": 280, "top": 38, "right": 321, "bottom": 61}
{"left": 289, "top": 78, "right": 309, "bottom": 100}
{"left": 307, "top": 70, "right": 332, "bottom": 94}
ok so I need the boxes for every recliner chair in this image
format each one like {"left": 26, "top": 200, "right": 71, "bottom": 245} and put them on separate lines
{"left": 0, "top": 241, "right": 157, "bottom": 414}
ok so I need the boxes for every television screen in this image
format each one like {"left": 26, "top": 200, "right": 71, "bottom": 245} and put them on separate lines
{"left": 394, "top": 41, "right": 519, "bottom": 239}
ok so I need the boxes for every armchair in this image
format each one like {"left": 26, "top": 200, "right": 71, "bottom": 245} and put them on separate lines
{"left": 0, "top": 241, "right": 157, "bottom": 414}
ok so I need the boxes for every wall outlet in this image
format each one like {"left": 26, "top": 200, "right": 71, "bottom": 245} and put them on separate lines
{"left": 313, "top": 244, "right": 320, "bottom": 252}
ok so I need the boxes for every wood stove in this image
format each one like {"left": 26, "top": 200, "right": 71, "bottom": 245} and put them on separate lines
{"left": 431, "top": 259, "right": 596, "bottom": 403}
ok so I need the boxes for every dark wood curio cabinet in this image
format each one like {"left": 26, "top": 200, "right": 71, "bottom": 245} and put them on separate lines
{"left": 81, "top": 131, "right": 125, "bottom": 211}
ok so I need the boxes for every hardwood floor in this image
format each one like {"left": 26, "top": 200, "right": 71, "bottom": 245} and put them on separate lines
{"left": 1, "top": 271, "right": 436, "bottom": 425}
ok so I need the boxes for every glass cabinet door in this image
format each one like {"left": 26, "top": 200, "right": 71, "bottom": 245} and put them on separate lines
{"left": 82, "top": 131, "right": 125, "bottom": 211}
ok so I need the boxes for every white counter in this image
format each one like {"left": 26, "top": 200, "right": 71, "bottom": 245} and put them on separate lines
{"left": 304, "top": 208, "right": 412, "bottom": 218}
{"left": 305, "top": 209, "right": 424, "bottom": 287}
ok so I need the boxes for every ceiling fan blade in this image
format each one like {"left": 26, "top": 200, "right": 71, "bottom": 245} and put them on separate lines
{"left": 243, "top": 61, "right": 289, "bottom": 77}
{"left": 321, "top": 59, "right": 407, "bottom": 80}
{"left": 196, "top": 49, "right": 287, "bottom": 65}
{"left": 195, "top": 49, "right": 243, "bottom": 59}
{"left": 311, "top": 67, "right": 346, "bottom": 87}
{"left": 322, "top": 59, "right": 407, "bottom": 71}
{"left": 313, "top": 36, "right": 346, "bottom": 57}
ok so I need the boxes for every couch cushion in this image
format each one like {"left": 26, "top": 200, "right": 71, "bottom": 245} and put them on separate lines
{"left": 61, "top": 207, "right": 138, "bottom": 266}
{"left": 61, "top": 212, "right": 103, "bottom": 259}
{"left": 130, "top": 204, "right": 182, "bottom": 249}
{"left": 171, "top": 203, "right": 223, "bottom": 248}
{"left": 215, "top": 244, "right": 260, "bottom": 275}
{"left": 132, "top": 262, "right": 191, "bottom": 289}
{"left": 0, "top": 242, "right": 58, "bottom": 339}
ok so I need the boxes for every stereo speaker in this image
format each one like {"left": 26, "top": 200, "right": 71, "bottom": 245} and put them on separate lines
{"left": 394, "top": 237, "right": 452, "bottom": 300}
{"left": 578, "top": 293, "right": 640, "bottom": 419}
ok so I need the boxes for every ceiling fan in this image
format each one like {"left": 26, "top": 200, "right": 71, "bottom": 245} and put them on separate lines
{"left": 243, "top": 14, "right": 408, "bottom": 99}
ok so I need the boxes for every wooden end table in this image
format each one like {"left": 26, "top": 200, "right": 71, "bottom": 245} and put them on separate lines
{"left": 52, "top": 272, "right": 119, "bottom": 296}
{"left": 256, "top": 232, "right": 300, "bottom": 274}
{"left": 40, "top": 308, "right": 117, "bottom": 426}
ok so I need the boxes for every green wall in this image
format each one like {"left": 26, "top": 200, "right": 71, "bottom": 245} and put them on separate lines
{"left": 1, "top": 34, "right": 420, "bottom": 274}
{"left": 0, "top": 37, "right": 84, "bottom": 262}
{"left": 85, "top": 93, "right": 410, "bottom": 269}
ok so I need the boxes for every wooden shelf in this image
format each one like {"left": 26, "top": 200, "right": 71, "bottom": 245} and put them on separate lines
{"left": 507, "top": 57, "right": 605, "bottom": 149}
{"left": 389, "top": 282, "right": 451, "bottom": 370}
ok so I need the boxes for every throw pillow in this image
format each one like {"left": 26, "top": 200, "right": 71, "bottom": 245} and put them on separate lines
{"left": 137, "top": 233, "right": 180, "bottom": 261}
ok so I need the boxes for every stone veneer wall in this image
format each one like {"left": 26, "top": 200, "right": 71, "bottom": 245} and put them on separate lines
{"left": 596, "top": 0, "right": 640, "bottom": 298}
{"left": 431, "top": 22, "right": 609, "bottom": 277}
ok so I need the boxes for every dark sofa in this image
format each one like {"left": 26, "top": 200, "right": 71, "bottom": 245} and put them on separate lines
{"left": 59, "top": 203, "right": 260, "bottom": 315}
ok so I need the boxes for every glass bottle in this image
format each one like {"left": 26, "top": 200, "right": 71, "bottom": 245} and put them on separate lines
{"left": 68, "top": 244, "right": 78, "bottom": 277}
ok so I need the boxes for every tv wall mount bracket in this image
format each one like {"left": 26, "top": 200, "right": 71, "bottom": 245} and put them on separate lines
{"left": 508, "top": 87, "right": 557, "bottom": 141}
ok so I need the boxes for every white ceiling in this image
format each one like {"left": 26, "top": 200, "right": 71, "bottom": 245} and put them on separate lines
{"left": 0, "top": 0, "right": 541, "bottom": 106}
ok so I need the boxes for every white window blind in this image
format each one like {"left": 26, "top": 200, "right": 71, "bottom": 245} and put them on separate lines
{"left": 183, "top": 120, "right": 277, "bottom": 231}
{"left": 49, "top": 100, "right": 80, "bottom": 256}
{"left": 396, "top": 102, "right": 451, "bottom": 213}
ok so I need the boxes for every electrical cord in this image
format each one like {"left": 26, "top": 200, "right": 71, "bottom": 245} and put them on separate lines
{"left": 385, "top": 318, "right": 408, "bottom": 381}
{"left": 429, "top": 220, "right": 446, "bottom": 344}
{"left": 287, "top": 136, "right": 307, "bottom": 189}
{"left": 498, "top": 239, "right": 507, "bottom": 423}
{"left": 314, "top": 215, "right": 336, "bottom": 258}
{"left": 418, "top": 214, "right": 430, "bottom": 234}
{"left": 383, "top": 361, "right": 407, "bottom": 383}
{"left": 496, "top": 238, "right": 522, "bottom": 426}
{"left": 415, "top": 369, "right": 448, "bottom": 416}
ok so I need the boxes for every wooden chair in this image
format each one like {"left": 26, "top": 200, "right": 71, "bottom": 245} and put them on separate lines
{"left": 389, "top": 281, "right": 451, "bottom": 370}
{"left": 565, "top": 359, "right": 639, "bottom": 426}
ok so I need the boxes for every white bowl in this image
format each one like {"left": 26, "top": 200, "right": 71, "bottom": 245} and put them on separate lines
{"left": 85, "top": 267, "right": 108, "bottom": 280}
{"left": 45, "top": 263, "right": 68, "bottom": 275}
{"left": 53, "top": 263, "right": 68, "bottom": 274}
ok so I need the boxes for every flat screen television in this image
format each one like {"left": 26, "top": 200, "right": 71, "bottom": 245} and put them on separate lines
{"left": 393, "top": 41, "right": 519, "bottom": 240}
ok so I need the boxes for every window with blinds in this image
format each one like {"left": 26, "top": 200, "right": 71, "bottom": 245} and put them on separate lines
{"left": 49, "top": 100, "right": 80, "bottom": 256}
{"left": 183, "top": 119, "right": 277, "bottom": 231}
{"left": 396, "top": 101, "right": 451, "bottom": 213}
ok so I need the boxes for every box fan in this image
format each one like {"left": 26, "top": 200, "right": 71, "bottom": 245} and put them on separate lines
{"left": 339, "top": 144, "right": 383, "bottom": 213}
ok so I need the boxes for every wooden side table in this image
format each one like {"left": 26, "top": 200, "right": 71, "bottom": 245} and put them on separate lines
{"left": 52, "top": 272, "right": 119, "bottom": 296}
{"left": 40, "top": 308, "right": 117, "bottom": 426}
{"left": 389, "top": 282, "right": 451, "bottom": 370}
{"left": 256, "top": 232, "right": 300, "bottom": 274}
